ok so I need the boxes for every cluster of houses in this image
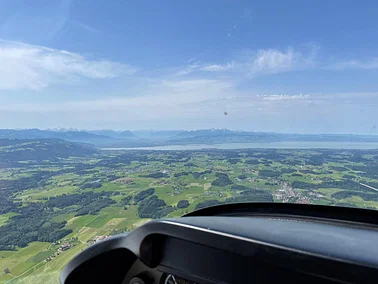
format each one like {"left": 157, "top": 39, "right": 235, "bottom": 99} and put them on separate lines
{"left": 274, "top": 183, "right": 312, "bottom": 204}
{"left": 45, "top": 236, "right": 111, "bottom": 262}
{"left": 87, "top": 235, "right": 110, "bottom": 246}
{"left": 58, "top": 242, "right": 72, "bottom": 252}
{"left": 295, "top": 197, "right": 312, "bottom": 204}
{"left": 45, "top": 242, "right": 73, "bottom": 262}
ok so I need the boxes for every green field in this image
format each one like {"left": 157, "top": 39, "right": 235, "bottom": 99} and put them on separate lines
{"left": 2, "top": 146, "right": 378, "bottom": 283}
{"left": 0, "top": 212, "right": 18, "bottom": 227}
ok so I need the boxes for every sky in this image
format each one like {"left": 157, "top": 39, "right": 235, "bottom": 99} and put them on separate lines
{"left": 0, "top": 0, "right": 378, "bottom": 134}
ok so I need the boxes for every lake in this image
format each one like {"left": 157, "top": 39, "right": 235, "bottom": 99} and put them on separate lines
{"left": 102, "top": 142, "right": 378, "bottom": 151}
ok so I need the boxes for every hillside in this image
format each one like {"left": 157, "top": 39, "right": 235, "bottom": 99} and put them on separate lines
{"left": 0, "top": 139, "right": 96, "bottom": 166}
{"left": 0, "top": 129, "right": 121, "bottom": 145}
{"left": 1, "top": 129, "right": 378, "bottom": 149}
{"left": 0, "top": 129, "right": 152, "bottom": 147}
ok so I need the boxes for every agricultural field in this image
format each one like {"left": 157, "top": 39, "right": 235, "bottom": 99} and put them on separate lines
{"left": 2, "top": 140, "right": 378, "bottom": 283}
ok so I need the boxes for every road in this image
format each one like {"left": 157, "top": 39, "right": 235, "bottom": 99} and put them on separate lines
{"left": 359, "top": 182, "right": 378, "bottom": 192}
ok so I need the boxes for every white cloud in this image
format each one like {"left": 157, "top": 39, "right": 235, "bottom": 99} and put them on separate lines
{"left": 175, "top": 63, "right": 202, "bottom": 76}
{"left": 247, "top": 48, "right": 314, "bottom": 75}
{"left": 175, "top": 61, "right": 234, "bottom": 76}
{"left": 0, "top": 40, "right": 136, "bottom": 90}
{"left": 2, "top": 89, "right": 378, "bottom": 132}
{"left": 160, "top": 78, "right": 225, "bottom": 92}
{"left": 200, "top": 62, "right": 235, "bottom": 72}
{"left": 175, "top": 47, "right": 315, "bottom": 77}
{"left": 249, "top": 49, "right": 295, "bottom": 73}
{"left": 177, "top": 46, "right": 378, "bottom": 77}
{"left": 326, "top": 58, "right": 378, "bottom": 70}
{"left": 258, "top": 94, "right": 310, "bottom": 101}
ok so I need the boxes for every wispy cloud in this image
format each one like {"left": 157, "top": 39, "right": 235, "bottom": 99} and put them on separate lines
{"left": 70, "top": 20, "right": 100, "bottom": 33}
{"left": 258, "top": 94, "right": 310, "bottom": 101}
{"left": 175, "top": 63, "right": 202, "bottom": 76}
{"left": 244, "top": 45, "right": 320, "bottom": 76}
{"left": 176, "top": 46, "right": 378, "bottom": 80}
{"left": 175, "top": 47, "right": 316, "bottom": 77}
{"left": 0, "top": 40, "right": 136, "bottom": 90}
{"left": 200, "top": 62, "right": 235, "bottom": 72}
{"left": 2, "top": 88, "right": 378, "bottom": 132}
{"left": 2, "top": 38, "right": 378, "bottom": 132}
{"left": 175, "top": 61, "right": 235, "bottom": 76}
{"left": 247, "top": 48, "right": 307, "bottom": 75}
{"left": 160, "top": 79, "right": 225, "bottom": 92}
{"left": 326, "top": 58, "right": 378, "bottom": 70}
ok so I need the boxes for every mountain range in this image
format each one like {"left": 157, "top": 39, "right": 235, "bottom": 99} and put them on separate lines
{"left": 1, "top": 128, "right": 378, "bottom": 148}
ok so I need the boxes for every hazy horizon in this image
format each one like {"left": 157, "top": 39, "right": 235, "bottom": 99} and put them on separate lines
{"left": 1, "top": 127, "right": 378, "bottom": 136}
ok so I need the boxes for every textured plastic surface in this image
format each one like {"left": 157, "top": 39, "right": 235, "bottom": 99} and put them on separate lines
{"left": 172, "top": 216, "right": 378, "bottom": 267}
{"left": 60, "top": 204, "right": 378, "bottom": 284}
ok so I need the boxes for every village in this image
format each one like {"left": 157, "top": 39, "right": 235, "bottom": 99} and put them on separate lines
{"left": 273, "top": 182, "right": 324, "bottom": 204}
{"left": 45, "top": 235, "right": 110, "bottom": 262}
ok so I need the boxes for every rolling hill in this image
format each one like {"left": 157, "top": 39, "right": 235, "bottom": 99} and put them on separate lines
{"left": 1, "top": 129, "right": 378, "bottom": 148}
{"left": 0, "top": 138, "right": 97, "bottom": 165}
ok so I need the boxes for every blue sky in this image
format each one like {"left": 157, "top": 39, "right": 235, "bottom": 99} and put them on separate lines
{"left": 0, "top": 0, "right": 378, "bottom": 134}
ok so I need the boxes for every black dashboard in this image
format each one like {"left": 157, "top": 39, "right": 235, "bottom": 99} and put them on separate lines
{"left": 60, "top": 203, "right": 378, "bottom": 284}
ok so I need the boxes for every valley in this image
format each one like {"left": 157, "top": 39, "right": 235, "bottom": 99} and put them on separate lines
{"left": 1, "top": 139, "right": 378, "bottom": 283}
